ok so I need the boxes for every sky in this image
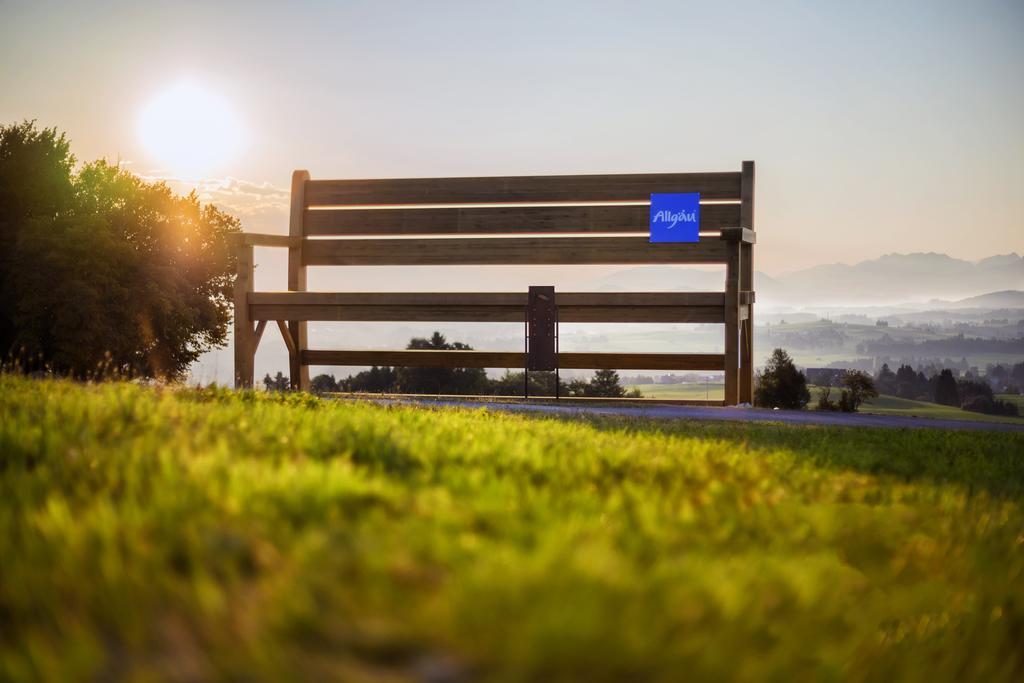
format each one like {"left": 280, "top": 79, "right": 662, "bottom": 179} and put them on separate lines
{"left": 2, "top": 0, "right": 1022, "bottom": 278}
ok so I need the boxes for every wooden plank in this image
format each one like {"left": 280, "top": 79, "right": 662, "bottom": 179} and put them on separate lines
{"left": 560, "top": 352, "right": 725, "bottom": 370}
{"left": 561, "top": 307, "right": 723, "bottom": 323}
{"left": 249, "top": 292, "right": 728, "bottom": 307}
{"left": 719, "top": 227, "right": 756, "bottom": 243}
{"left": 288, "top": 170, "right": 310, "bottom": 391}
{"left": 302, "top": 349, "right": 725, "bottom": 371}
{"left": 304, "top": 350, "right": 523, "bottom": 368}
{"left": 304, "top": 203, "right": 741, "bottom": 235}
{"left": 304, "top": 172, "right": 742, "bottom": 206}
{"left": 334, "top": 392, "right": 726, "bottom": 407}
{"left": 303, "top": 236, "right": 730, "bottom": 266}
{"left": 255, "top": 305, "right": 526, "bottom": 323}
{"left": 235, "top": 233, "right": 298, "bottom": 247}
{"left": 252, "top": 304, "right": 725, "bottom": 324}
{"left": 249, "top": 292, "right": 727, "bottom": 323}
{"left": 232, "top": 243, "right": 255, "bottom": 388}
{"left": 740, "top": 160, "right": 755, "bottom": 404}
{"left": 723, "top": 242, "right": 741, "bottom": 405}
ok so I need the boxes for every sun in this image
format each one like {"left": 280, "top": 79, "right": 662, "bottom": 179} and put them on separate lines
{"left": 137, "top": 81, "right": 243, "bottom": 177}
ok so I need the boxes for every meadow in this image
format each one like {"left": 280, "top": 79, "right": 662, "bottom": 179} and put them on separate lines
{"left": 2, "top": 375, "right": 1024, "bottom": 681}
{"left": 629, "top": 382, "right": 1024, "bottom": 425}
{"left": 851, "top": 393, "right": 1024, "bottom": 425}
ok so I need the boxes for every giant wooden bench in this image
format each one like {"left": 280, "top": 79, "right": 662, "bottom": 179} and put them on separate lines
{"left": 232, "top": 162, "right": 756, "bottom": 405}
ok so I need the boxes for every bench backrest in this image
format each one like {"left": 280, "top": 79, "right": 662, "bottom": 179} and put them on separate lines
{"left": 293, "top": 167, "right": 750, "bottom": 266}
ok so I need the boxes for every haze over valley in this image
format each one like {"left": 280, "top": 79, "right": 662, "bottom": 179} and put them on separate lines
{"left": 190, "top": 250, "right": 1023, "bottom": 385}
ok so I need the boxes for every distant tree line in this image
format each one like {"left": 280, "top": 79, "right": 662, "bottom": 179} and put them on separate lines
{"left": 755, "top": 350, "right": 1021, "bottom": 417}
{"left": 873, "top": 362, "right": 1020, "bottom": 416}
{"left": 266, "top": 332, "right": 638, "bottom": 398}
{"left": 857, "top": 334, "right": 1024, "bottom": 357}
{"left": 765, "top": 325, "right": 847, "bottom": 350}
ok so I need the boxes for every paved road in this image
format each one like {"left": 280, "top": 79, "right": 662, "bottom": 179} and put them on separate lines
{"left": 354, "top": 397, "right": 1024, "bottom": 433}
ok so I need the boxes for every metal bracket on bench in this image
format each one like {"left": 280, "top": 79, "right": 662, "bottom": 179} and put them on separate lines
{"left": 525, "top": 286, "right": 558, "bottom": 398}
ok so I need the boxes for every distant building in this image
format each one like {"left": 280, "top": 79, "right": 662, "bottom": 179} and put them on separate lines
{"left": 805, "top": 368, "right": 845, "bottom": 386}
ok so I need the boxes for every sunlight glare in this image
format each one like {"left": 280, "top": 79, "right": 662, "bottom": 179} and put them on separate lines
{"left": 137, "top": 81, "right": 243, "bottom": 177}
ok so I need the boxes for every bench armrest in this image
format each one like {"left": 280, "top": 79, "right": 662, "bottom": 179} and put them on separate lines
{"left": 231, "top": 232, "right": 299, "bottom": 248}
{"left": 719, "top": 228, "right": 756, "bottom": 244}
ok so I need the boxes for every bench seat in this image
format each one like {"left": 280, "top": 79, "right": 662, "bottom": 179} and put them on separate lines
{"left": 248, "top": 291, "right": 753, "bottom": 324}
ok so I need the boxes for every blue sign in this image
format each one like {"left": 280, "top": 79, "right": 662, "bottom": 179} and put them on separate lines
{"left": 649, "top": 193, "right": 700, "bottom": 243}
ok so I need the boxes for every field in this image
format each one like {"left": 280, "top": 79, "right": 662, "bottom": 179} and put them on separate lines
{"left": 629, "top": 383, "right": 1024, "bottom": 425}
{"left": 998, "top": 393, "right": 1024, "bottom": 411}
{"left": 758, "top": 318, "right": 1024, "bottom": 370}
{"left": 626, "top": 382, "right": 724, "bottom": 401}
{"left": 2, "top": 376, "right": 1024, "bottom": 681}
{"left": 806, "top": 387, "right": 1024, "bottom": 426}
{"left": 851, "top": 394, "right": 1024, "bottom": 425}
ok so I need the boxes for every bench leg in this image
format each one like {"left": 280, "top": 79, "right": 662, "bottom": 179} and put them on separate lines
{"left": 723, "top": 244, "right": 741, "bottom": 406}
{"left": 740, "top": 312, "right": 754, "bottom": 404}
{"left": 287, "top": 170, "right": 312, "bottom": 392}
{"left": 287, "top": 321, "right": 309, "bottom": 391}
{"left": 233, "top": 243, "right": 255, "bottom": 388}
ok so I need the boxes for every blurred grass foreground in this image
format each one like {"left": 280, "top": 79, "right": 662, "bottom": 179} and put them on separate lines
{"left": 2, "top": 374, "right": 1023, "bottom": 681}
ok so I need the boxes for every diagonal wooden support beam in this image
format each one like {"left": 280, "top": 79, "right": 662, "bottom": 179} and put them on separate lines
{"left": 253, "top": 320, "right": 267, "bottom": 349}
{"left": 276, "top": 320, "right": 297, "bottom": 357}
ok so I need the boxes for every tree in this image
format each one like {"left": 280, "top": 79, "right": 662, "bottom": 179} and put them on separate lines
{"left": 396, "top": 332, "right": 489, "bottom": 394}
{"left": 310, "top": 373, "right": 338, "bottom": 393}
{"left": 893, "top": 363, "right": 927, "bottom": 400}
{"left": 957, "top": 377, "right": 993, "bottom": 405}
{"left": 340, "top": 366, "right": 398, "bottom": 393}
{"left": 876, "top": 363, "right": 896, "bottom": 394}
{"left": 566, "top": 378, "right": 591, "bottom": 397}
{"left": 1, "top": 122, "right": 239, "bottom": 379}
{"left": 838, "top": 370, "right": 878, "bottom": 412}
{"left": 1011, "top": 361, "right": 1024, "bottom": 385}
{"left": 490, "top": 370, "right": 566, "bottom": 397}
{"left": 815, "top": 385, "right": 839, "bottom": 411}
{"left": 754, "top": 348, "right": 810, "bottom": 410}
{"left": 987, "top": 364, "right": 1008, "bottom": 380}
{"left": 263, "top": 371, "right": 289, "bottom": 392}
{"left": 587, "top": 369, "right": 627, "bottom": 398}
{"left": 1, "top": 121, "right": 76, "bottom": 357}
{"left": 934, "top": 369, "right": 960, "bottom": 406}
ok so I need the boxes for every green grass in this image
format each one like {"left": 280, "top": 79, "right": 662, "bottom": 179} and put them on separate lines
{"left": 630, "top": 384, "right": 1023, "bottom": 425}
{"left": 862, "top": 394, "right": 1024, "bottom": 425}
{"left": 2, "top": 375, "right": 1024, "bottom": 681}
{"left": 627, "top": 382, "right": 724, "bottom": 400}
{"left": 997, "top": 393, "right": 1024, "bottom": 411}
{"left": 807, "top": 386, "right": 1024, "bottom": 425}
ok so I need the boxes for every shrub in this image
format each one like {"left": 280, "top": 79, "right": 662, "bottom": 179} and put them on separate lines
{"left": 815, "top": 385, "right": 840, "bottom": 411}
{"left": 838, "top": 370, "right": 878, "bottom": 412}
{"left": 754, "top": 348, "right": 810, "bottom": 410}
{"left": 263, "top": 372, "right": 289, "bottom": 392}
{"left": 957, "top": 377, "right": 994, "bottom": 406}
{"left": 963, "top": 396, "right": 1020, "bottom": 417}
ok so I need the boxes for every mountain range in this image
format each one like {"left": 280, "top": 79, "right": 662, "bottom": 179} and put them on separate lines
{"left": 189, "top": 251, "right": 1022, "bottom": 384}
{"left": 593, "top": 252, "right": 1024, "bottom": 307}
